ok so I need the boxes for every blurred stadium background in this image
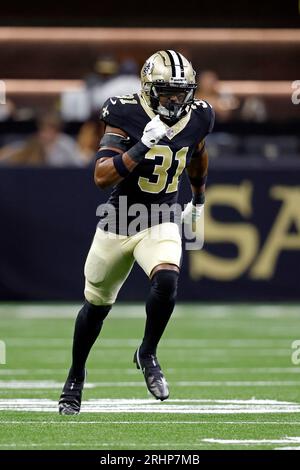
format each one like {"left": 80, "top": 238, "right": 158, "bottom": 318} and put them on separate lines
{"left": 0, "top": 0, "right": 300, "bottom": 452}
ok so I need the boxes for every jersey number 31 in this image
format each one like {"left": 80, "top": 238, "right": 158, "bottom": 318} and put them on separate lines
{"left": 138, "top": 145, "right": 188, "bottom": 194}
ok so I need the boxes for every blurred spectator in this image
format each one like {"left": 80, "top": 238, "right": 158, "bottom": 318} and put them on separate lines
{"left": 0, "top": 99, "right": 17, "bottom": 121}
{"left": 0, "top": 112, "right": 84, "bottom": 167}
{"left": 240, "top": 96, "right": 268, "bottom": 123}
{"left": 60, "top": 55, "right": 119, "bottom": 122}
{"left": 60, "top": 87, "right": 91, "bottom": 122}
{"left": 196, "top": 70, "right": 240, "bottom": 122}
{"left": 84, "top": 55, "right": 119, "bottom": 89}
{"left": 77, "top": 120, "right": 104, "bottom": 165}
{"left": 91, "top": 57, "right": 141, "bottom": 110}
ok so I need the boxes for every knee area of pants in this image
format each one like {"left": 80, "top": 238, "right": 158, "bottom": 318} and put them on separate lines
{"left": 151, "top": 269, "right": 179, "bottom": 300}
{"left": 82, "top": 300, "right": 112, "bottom": 321}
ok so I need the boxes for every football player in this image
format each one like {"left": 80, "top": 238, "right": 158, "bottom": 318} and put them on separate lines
{"left": 58, "top": 50, "right": 214, "bottom": 415}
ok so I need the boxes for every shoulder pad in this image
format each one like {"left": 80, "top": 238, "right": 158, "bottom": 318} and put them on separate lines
{"left": 100, "top": 95, "right": 139, "bottom": 129}
{"left": 191, "top": 99, "right": 215, "bottom": 135}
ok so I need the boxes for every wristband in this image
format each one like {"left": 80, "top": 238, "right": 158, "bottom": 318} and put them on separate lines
{"left": 113, "top": 154, "right": 130, "bottom": 178}
{"left": 192, "top": 192, "right": 205, "bottom": 205}
{"left": 189, "top": 174, "right": 207, "bottom": 187}
{"left": 127, "top": 141, "right": 149, "bottom": 163}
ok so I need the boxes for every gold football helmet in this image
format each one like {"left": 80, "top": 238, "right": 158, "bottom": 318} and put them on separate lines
{"left": 141, "top": 50, "right": 197, "bottom": 122}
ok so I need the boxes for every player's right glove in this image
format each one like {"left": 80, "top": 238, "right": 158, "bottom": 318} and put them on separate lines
{"left": 141, "top": 115, "right": 168, "bottom": 148}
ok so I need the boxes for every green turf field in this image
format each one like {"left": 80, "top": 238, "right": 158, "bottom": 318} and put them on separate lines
{"left": 0, "top": 303, "right": 299, "bottom": 450}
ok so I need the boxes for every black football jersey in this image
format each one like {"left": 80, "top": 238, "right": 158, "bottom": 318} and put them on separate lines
{"left": 98, "top": 93, "right": 214, "bottom": 235}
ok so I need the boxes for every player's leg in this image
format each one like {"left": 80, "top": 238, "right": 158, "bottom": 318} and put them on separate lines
{"left": 59, "top": 228, "right": 135, "bottom": 415}
{"left": 58, "top": 300, "right": 111, "bottom": 415}
{"left": 139, "top": 263, "right": 179, "bottom": 357}
{"left": 68, "top": 302, "right": 111, "bottom": 381}
{"left": 134, "top": 222, "right": 181, "bottom": 356}
{"left": 133, "top": 222, "right": 182, "bottom": 400}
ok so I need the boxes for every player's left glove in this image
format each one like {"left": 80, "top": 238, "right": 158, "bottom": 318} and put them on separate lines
{"left": 181, "top": 200, "right": 204, "bottom": 230}
{"left": 181, "top": 196, "right": 205, "bottom": 248}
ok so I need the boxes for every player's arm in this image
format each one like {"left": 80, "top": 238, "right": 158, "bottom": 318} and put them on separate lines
{"left": 94, "top": 115, "right": 167, "bottom": 189}
{"left": 181, "top": 140, "right": 208, "bottom": 229}
{"left": 94, "top": 126, "right": 138, "bottom": 189}
{"left": 185, "top": 139, "right": 208, "bottom": 205}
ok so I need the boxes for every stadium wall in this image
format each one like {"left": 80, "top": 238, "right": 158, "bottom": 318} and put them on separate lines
{"left": 0, "top": 166, "right": 299, "bottom": 302}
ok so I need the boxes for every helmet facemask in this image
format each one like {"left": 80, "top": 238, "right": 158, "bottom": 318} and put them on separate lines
{"left": 149, "top": 81, "right": 197, "bottom": 122}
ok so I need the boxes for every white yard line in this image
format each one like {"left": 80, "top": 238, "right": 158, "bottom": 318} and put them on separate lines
{"left": 1, "top": 367, "right": 299, "bottom": 376}
{"left": 0, "top": 347, "right": 293, "bottom": 357}
{"left": 274, "top": 446, "right": 300, "bottom": 450}
{"left": 1, "top": 420, "right": 300, "bottom": 425}
{"left": 0, "top": 369, "right": 134, "bottom": 375}
{"left": 0, "top": 380, "right": 299, "bottom": 389}
{"left": 0, "top": 398, "right": 299, "bottom": 413}
{"left": 172, "top": 381, "right": 300, "bottom": 386}
{"left": 2, "top": 305, "right": 145, "bottom": 319}
{"left": 0, "top": 444, "right": 138, "bottom": 448}
{"left": 4, "top": 338, "right": 291, "bottom": 347}
{"left": 0, "top": 381, "right": 94, "bottom": 389}
{"left": 0, "top": 443, "right": 202, "bottom": 448}
{"left": 203, "top": 437, "right": 300, "bottom": 444}
{"left": 1, "top": 304, "right": 299, "bottom": 320}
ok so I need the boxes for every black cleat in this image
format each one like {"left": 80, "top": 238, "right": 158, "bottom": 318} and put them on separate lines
{"left": 133, "top": 348, "right": 169, "bottom": 401}
{"left": 58, "top": 371, "right": 86, "bottom": 415}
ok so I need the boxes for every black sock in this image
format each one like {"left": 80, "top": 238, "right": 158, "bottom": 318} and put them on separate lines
{"left": 68, "top": 301, "right": 111, "bottom": 380}
{"left": 139, "top": 269, "right": 179, "bottom": 357}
